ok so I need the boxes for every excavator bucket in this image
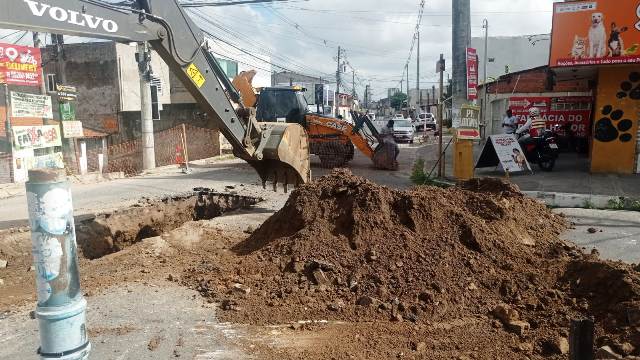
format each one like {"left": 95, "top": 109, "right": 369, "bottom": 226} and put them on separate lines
{"left": 244, "top": 123, "right": 311, "bottom": 192}
{"left": 372, "top": 143, "right": 399, "bottom": 171}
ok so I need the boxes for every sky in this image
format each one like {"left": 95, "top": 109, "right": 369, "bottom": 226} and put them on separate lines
{"left": 0, "top": 0, "right": 558, "bottom": 100}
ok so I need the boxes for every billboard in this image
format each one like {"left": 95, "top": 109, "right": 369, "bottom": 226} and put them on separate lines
{"left": 550, "top": 0, "right": 640, "bottom": 67}
{"left": 0, "top": 43, "right": 42, "bottom": 86}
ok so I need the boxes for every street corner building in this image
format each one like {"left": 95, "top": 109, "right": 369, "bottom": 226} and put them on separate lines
{"left": 478, "top": 0, "right": 640, "bottom": 175}
{"left": 549, "top": 0, "right": 640, "bottom": 174}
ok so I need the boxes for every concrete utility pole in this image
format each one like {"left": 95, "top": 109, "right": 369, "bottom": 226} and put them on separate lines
{"left": 482, "top": 19, "right": 489, "bottom": 139}
{"left": 437, "top": 54, "right": 445, "bottom": 177}
{"left": 452, "top": 0, "right": 471, "bottom": 126}
{"left": 335, "top": 46, "right": 341, "bottom": 117}
{"left": 352, "top": 71, "right": 356, "bottom": 99}
{"left": 406, "top": 64, "right": 410, "bottom": 110}
{"left": 26, "top": 169, "right": 91, "bottom": 360}
{"left": 137, "top": 42, "right": 156, "bottom": 170}
{"left": 417, "top": 30, "right": 421, "bottom": 113}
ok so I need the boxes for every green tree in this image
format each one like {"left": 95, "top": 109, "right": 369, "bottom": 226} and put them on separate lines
{"left": 390, "top": 92, "right": 408, "bottom": 110}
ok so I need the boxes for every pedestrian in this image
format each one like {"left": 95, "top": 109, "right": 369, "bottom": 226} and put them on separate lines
{"left": 502, "top": 109, "right": 517, "bottom": 134}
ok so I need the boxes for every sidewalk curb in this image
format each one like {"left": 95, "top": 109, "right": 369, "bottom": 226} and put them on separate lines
{"left": 524, "top": 191, "right": 639, "bottom": 211}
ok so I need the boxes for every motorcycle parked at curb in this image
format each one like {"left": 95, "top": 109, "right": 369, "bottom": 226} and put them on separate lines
{"left": 518, "top": 128, "right": 560, "bottom": 172}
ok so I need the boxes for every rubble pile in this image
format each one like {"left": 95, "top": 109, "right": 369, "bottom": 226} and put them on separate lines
{"left": 188, "top": 170, "right": 640, "bottom": 358}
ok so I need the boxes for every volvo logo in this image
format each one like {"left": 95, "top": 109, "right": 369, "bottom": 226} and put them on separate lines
{"left": 23, "top": 0, "right": 119, "bottom": 33}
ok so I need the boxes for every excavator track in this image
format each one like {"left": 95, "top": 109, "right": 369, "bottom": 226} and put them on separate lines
{"left": 311, "top": 141, "right": 354, "bottom": 169}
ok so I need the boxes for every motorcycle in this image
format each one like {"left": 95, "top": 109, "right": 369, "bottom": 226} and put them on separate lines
{"left": 518, "top": 127, "right": 560, "bottom": 172}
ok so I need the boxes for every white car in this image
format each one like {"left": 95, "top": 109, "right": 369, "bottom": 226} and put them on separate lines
{"left": 414, "top": 113, "right": 437, "bottom": 131}
{"left": 392, "top": 113, "right": 405, "bottom": 120}
{"left": 392, "top": 119, "right": 415, "bottom": 143}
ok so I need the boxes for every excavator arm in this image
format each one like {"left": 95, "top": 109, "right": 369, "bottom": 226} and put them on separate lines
{"left": 0, "top": 0, "right": 310, "bottom": 188}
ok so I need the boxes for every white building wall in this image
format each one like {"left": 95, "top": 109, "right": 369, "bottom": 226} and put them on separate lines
{"left": 471, "top": 35, "right": 550, "bottom": 83}
{"left": 117, "top": 43, "right": 172, "bottom": 112}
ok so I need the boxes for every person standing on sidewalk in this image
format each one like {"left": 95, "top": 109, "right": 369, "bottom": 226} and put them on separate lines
{"left": 502, "top": 109, "right": 518, "bottom": 134}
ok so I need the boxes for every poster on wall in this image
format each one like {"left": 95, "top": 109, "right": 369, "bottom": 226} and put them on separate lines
{"left": 10, "top": 92, "right": 53, "bottom": 119}
{"left": 508, "top": 96, "right": 593, "bottom": 138}
{"left": 11, "top": 150, "right": 64, "bottom": 183}
{"left": 550, "top": 0, "right": 640, "bottom": 67}
{"left": 60, "top": 102, "right": 76, "bottom": 121}
{"left": 62, "top": 121, "right": 84, "bottom": 138}
{"left": 32, "top": 152, "right": 64, "bottom": 169}
{"left": 12, "top": 148, "right": 33, "bottom": 183}
{"left": 0, "top": 43, "right": 42, "bottom": 87}
{"left": 466, "top": 48, "right": 478, "bottom": 100}
{"left": 12, "top": 125, "right": 62, "bottom": 151}
{"left": 476, "top": 134, "right": 532, "bottom": 173}
{"left": 457, "top": 104, "right": 481, "bottom": 139}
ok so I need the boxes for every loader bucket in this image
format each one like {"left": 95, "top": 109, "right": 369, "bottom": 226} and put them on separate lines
{"left": 372, "top": 142, "right": 399, "bottom": 171}
{"left": 244, "top": 122, "right": 311, "bottom": 192}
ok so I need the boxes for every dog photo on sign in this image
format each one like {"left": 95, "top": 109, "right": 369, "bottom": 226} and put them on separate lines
{"left": 589, "top": 12, "right": 607, "bottom": 58}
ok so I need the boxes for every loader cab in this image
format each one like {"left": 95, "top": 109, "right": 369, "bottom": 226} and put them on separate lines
{"left": 255, "top": 86, "right": 309, "bottom": 126}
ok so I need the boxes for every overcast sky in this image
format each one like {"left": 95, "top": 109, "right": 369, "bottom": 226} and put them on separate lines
{"left": 0, "top": 0, "right": 558, "bottom": 100}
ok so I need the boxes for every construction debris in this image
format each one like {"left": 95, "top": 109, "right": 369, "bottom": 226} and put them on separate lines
{"left": 183, "top": 170, "right": 640, "bottom": 358}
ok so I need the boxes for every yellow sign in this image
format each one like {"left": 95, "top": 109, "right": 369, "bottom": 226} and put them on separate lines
{"left": 186, "top": 63, "right": 206, "bottom": 88}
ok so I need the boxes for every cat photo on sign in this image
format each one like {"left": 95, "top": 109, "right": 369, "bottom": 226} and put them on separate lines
{"left": 571, "top": 35, "right": 587, "bottom": 59}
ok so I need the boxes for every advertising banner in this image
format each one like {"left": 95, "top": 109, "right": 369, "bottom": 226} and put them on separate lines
{"left": 457, "top": 104, "right": 481, "bottom": 139}
{"left": 11, "top": 92, "right": 53, "bottom": 119}
{"left": 60, "top": 102, "right": 76, "bottom": 121}
{"left": 56, "top": 84, "right": 78, "bottom": 102}
{"left": 12, "top": 125, "right": 62, "bottom": 151}
{"left": 550, "top": 0, "right": 640, "bottom": 67}
{"left": 62, "top": 121, "right": 84, "bottom": 138}
{"left": 476, "top": 134, "right": 532, "bottom": 173}
{"left": 466, "top": 48, "right": 478, "bottom": 100}
{"left": 0, "top": 43, "right": 42, "bottom": 87}
{"left": 508, "top": 96, "right": 593, "bottom": 138}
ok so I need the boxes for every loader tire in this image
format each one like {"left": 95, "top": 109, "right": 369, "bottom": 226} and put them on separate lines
{"left": 315, "top": 141, "right": 350, "bottom": 169}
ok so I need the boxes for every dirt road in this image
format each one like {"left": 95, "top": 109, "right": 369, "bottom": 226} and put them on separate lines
{"left": 2, "top": 143, "right": 639, "bottom": 359}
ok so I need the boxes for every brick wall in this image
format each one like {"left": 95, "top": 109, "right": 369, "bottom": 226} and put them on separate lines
{"left": 487, "top": 68, "right": 591, "bottom": 94}
{"left": 0, "top": 153, "right": 12, "bottom": 184}
{"left": 107, "top": 124, "right": 220, "bottom": 175}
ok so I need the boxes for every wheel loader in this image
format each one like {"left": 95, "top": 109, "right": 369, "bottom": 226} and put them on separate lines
{"left": 233, "top": 72, "right": 399, "bottom": 170}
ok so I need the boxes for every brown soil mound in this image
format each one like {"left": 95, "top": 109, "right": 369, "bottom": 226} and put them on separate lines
{"left": 185, "top": 170, "right": 640, "bottom": 358}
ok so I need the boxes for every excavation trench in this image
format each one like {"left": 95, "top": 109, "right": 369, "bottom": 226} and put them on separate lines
{"left": 75, "top": 191, "right": 263, "bottom": 259}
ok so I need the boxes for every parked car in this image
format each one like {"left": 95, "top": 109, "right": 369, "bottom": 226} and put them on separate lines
{"left": 392, "top": 119, "right": 415, "bottom": 143}
{"left": 414, "top": 112, "right": 437, "bottom": 131}
{"left": 392, "top": 113, "right": 405, "bottom": 120}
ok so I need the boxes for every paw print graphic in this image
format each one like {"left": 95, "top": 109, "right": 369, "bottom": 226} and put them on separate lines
{"left": 617, "top": 72, "right": 640, "bottom": 100}
{"left": 594, "top": 105, "right": 634, "bottom": 143}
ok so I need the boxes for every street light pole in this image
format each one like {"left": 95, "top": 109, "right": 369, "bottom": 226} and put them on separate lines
{"left": 482, "top": 19, "right": 489, "bottom": 140}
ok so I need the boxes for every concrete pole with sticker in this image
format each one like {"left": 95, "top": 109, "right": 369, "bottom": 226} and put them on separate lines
{"left": 26, "top": 169, "right": 90, "bottom": 360}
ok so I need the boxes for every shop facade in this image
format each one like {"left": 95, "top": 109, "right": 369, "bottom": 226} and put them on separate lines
{"left": 481, "top": 0, "right": 640, "bottom": 175}
{"left": 549, "top": 0, "right": 640, "bottom": 174}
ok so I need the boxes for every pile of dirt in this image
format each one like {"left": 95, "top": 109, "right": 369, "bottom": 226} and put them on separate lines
{"left": 184, "top": 170, "right": 640, "bottom": 358}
